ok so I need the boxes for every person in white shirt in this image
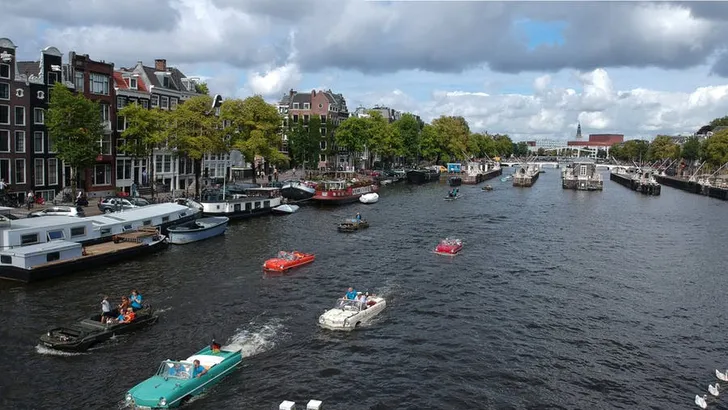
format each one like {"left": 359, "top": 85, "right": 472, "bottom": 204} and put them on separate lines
{"left": 357, "top": 292, "right": 367, "bottom": 308}
{"left": 100, "top": 296, "right": 113, "bottom": 323}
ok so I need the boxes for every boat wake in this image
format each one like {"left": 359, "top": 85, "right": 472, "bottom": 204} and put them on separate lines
{"left": 223, "top": 319, "right": 286, "bottom": 358}
{"left": 35, "top": 344, "right": 87, "bottom": 356}
{"left": 155, "top": 306, "right": 173, "bottom": 314}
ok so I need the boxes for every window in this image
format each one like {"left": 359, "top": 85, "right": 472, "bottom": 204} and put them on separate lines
{"left": 74, "top": 72, "right": 84, "bottom": 92}
{"left": 0, "top": 255, "right": 11, "bottom": 264}
{"left": 292, "top": 114, "right": 299, "bottom": 123}
{"left": 161, "top": 96, "right": 169, "bottom": 109}
{"left": 117, "top": 96, "right": 125, "bottom": 109}
{"left": 100, "top": 228, "right": 111, "bottom": 236}
{"left": 320, "top": 140, "right": 327, "bottom": 150}
{"left": 162, "top": 76, "right": 170, "bottom": 88}
{"left": 47, "top": 71, "right": 58, "bottom": 85}
{"left": 0, "top": 130, "right": 8, "bottom": 152}
{"left": 303, "top": 114, "right": 309, "bottom": 124}
{"left": 303, "top": 103, "right": 310, "bottom": 109}
{"left": 48, "top": 133, "right": 55, "bottom": 153}
{"left": 320, "top": 115, "right": 326, "bottom": 123}
{"left": 46, "top": 252, "right": 60, "bottom": 262}
{"left": 318, "top": 103, "right": 323, "bottom": 108}
{"left": 47, "top": 158, "right": 57, "bottom": 185}
{"left": 579, "top": 165, "right": 587, "bottom": 176}
{"left": 117, "top": 116, "right": 126, "bottom": 132}
{"left": 14, "top": 131, "right": 24, "bottom": 153}
{"left": 14, "top": 159, "right": 24, "bottom": 184}
{"left": 21, "top": 233, "right": 38, "bottom": 245}
{"left": 33, "top": 108, "right": 44, "bottom": 124}
{"left": 33, "top": 131, "right": 44, "bottom": 153}
{"left": 14, "top": 106, "right": 24, "bottom": 126}
{"left": 320, "top": 127, "right": 327, "bottom": 136}
{"left": 90, "top": 73, "right": 109, "bottom": 95}
{"left": 37, "top": 90, "right": 44, "bottom": 100}
{"left": 143, "top": 220, "right": 152, "bottom": 226}
{"left": 170, "top": 98, "right": 177, "bottom": 110}
{"left": 15, "top": 89, "right": 23, "bottom": 98}
{"left": 116, "top": 158, "right": 132, "bottom": 180}
{"left": 0, "top": 105, "right": 8, "bottom": 124}
{"left": 0, "top": 159, "right": 9, "bottom": 183}
{"left": 34, "top": 158, "right": 44, "bottom": 186}
{"left": 164, "top": 155, "right": 171, "bottom": 172}
{"left": 47, "top": 230, "right": 64, "bottom": 240}
{"left": 151, "top": 95, "right": 159, "bottom": 107}
{"left": 92, "top": 164, "right": 111, "bottom": 185}
{"left": 70, "top": 226, "right": 86, "bottom": 237}
{"left": 0, "top": 64, "right": 9, "bottom": 79}
{"left": 0, "top": 83, "right": 8, "bottom": 100}
{"left": 123, "top": 224, "right": 132, "bottom": 231}
{"left": 141, "top": 99, "right": 149, "bottom": 109}
{"left": 292, "top": 103, "right": 299, "bottom": 109}
{"left": 98, "top": 134, "right": 112, "bottom": 155}
{"left": 162, "top": 216, "right": 169, "bottom": 222}
{"left": 129, "top": 77, "right": 137, "bottom": 89}
{"left": 100, "top": 104, "right": 110, "bottom": 122}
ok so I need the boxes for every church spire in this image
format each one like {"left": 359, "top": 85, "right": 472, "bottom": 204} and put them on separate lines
{"left": 576, "top": 122, "right": 582, "bottom": 140}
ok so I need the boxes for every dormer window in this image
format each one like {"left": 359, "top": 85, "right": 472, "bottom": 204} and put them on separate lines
{"left": 303, "top": 103, "right": 310, "bottom": 110}
{"left": 292, "top": 103, "right": 299, "bottom": 109}
{"left": 129, "top": 78, "right": 137, "bottom": 89}
{"left": 163, "top": 76, "right": 170, "bottom": 88}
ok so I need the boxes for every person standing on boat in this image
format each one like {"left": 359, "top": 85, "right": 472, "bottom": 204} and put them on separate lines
{"left": 355, "top": 212, "right": 361, "bottom": 222}
{"left": 130, "top": 290, "right": 143, "bottom": 310}
{"left": 100, "top": 296, "right": 113, "bottom": 323}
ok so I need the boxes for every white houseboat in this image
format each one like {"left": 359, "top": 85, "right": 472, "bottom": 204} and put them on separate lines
{"left": 201, "top": 187, "right": 282, "bottom": 219}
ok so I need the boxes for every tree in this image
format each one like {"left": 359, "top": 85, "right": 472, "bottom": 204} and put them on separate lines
{"left": 194, "top": 82, "right": 210, "bottom": 95}
{"left": 513, "top": 141, "right": 529, "bottom": 157}
{"left": 621, "top": 139, "right": 650, "bottom": 163}
{"left": 46, "top": 82, "right": 104, "bottom": 198}
{"left": 366, "top": 111, "right": 401, "bottom": 168}
{"left": 223, "top": 96, "right": 287, "bottom": 183}
{"left": 335, "top": 116, "right": 371, "bottom": 168}
{"left": 419, "top": 123, "right": 440, "bottom": 163}
{"left": 647, "top": 135, "right": 679, "bottom": 161}
{"left": 395, "top": 113, "right": 422, "bottom": 165}
{"left": 118, "top": 103, "right": 168, "bottom": 198}
{"left": 537, "top": 147, "right": 546, "bottom": 156}
{"left": 702, "top": 129, "right": 728, "bottom": 167}
{"left": 681, "top": 136, "right": 701, "bottom": 161}
{"left": 287, "top": 119, "right": 322, "bottom": 170}
{"left": 167, "top": 95, "right": 225, "bottom": 198}
{"left": 596, "top": 149, "right": 607, "bottom": 159}
{"left": 493, "top": 134, "right": 514, "bottom": 157}
{"left": 710, "top": 116, "right": 728, "bottom": 128}
{"left": 431, "top": 115, "right": 470, "bottom": 162}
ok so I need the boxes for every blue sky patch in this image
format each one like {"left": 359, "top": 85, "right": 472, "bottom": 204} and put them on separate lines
{"left": 513, "top": 19, "right": 566, "bottom": 50}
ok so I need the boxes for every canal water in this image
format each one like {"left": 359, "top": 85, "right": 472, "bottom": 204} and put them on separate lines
{"left": 0, "top": 170, "right": 726, "bottom": 409}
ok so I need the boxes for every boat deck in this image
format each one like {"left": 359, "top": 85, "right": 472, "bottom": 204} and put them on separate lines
{"left": 83, "top": 241, "right": 142, "bottom": 256}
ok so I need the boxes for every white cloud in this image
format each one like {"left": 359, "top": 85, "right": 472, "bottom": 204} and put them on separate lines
{"left": 246, "top": 63, "right": 302, "bottom": 97}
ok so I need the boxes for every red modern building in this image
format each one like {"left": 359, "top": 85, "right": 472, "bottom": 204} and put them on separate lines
{"left": 567, "top": 134, "right": 624, "bottom": 147}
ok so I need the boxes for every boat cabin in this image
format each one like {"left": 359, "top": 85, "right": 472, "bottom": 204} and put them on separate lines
{"left": 318, "top": 180, "right": 348, "bottom": 191}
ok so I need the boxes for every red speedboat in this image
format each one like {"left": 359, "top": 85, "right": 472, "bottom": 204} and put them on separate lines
{"left": 263, "top": 251, "right": 315, "bottom": 272}
{"left": 434, "top": 238, "right": 463, "bottom": 255}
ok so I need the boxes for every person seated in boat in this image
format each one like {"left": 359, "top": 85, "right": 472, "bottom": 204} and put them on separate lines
{"left": 129, "top": 289, "right": 143, "bottom": 311}
{"left": 357, "top": 292, "right": 367, "bottom": 308}
{"left": 192, "top": 359, "right": 209, "bottom": 378}
{"left": 345, "top": 287, "right": 357, "bottom": 300}
{"left": 117, "top": 307, "right": 135, "bottom": 324}
{"left": 118, "top": 296, "right": 130, "bottom": 313}
{"left": 168, "top": 363, "right": 188, "bottom": 378}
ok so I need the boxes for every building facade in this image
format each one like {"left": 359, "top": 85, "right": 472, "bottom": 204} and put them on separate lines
{"left": 66, "top": 51, "right": 116, "bottom": 198}
{"left": 0, "top": 38, "right": 31, "bottom": 204}
{"left": 127, "top": 59, "right": 201, "bottom": 193}
{"left": 278, "top": 89, "right": 349, "bottom": 169}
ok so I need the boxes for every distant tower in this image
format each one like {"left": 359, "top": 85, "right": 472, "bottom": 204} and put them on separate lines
{"left": 575, "top": 122, "right": 582, "bottom": 140}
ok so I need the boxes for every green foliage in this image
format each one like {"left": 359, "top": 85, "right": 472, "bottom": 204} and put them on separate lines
{"left": 168, "top": 95, "right": 225, "bottom": 161}
{"left": 288, "top": 115, "right": 322, "bottom": 169}
{"left": 513, "top": 141, "right": 530, "bottom": 157}
{"left": 335, "top": 116, "right": 371, "bottom": 154}
{"left": 702, "top": 129, "right": 728, "bottom": 166}
{"left": 613, "top": 139, "right": 650, "bottom": 162}
{"left": 709, "top": 116, "right": 728, "bottom": 128}
{"left": 681, "top": 136, "right": 701, "bottom": 161}
{"left": 431, "top": 116, "right": 470, "bottom": 161}
{"left": 647, "top": 135, "right": 679, "bottom": 161}
{"left": 222, "top": 95, "right": 288, "bottom": 168}
{"left": 493, "top": 135, "right": 514, "bottom": 157}
{"left": 367, "top": 111, "right": 401, "bottom": 167}
{"left": 118, "top": 103, "right": 168, "bottom": 159}
{"left": 46, "top": 82, "right": 104, "bottom": 194}
{"left": 194, "top": 82, "right": 210, "bottom": 95}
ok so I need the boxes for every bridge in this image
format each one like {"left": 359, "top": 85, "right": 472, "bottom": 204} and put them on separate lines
{"left": 500, "top": 161, "right": 628, "bottom": 171}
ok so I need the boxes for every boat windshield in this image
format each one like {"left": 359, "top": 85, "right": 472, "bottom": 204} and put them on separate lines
{"left": 335, "top": 298, "right": 362, "bottom": 312}
{"left": 276, "top": 251, "right": 296, "bottom": 260}
{"left": 157, "top": 361, "right": 192, "bottom": 380}
{"left": 441, "top": 238, "right": 461, "bottom": 246}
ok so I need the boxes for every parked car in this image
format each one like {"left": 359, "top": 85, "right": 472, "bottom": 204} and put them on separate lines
{"left": 97, "top": 197, "right": 148, "bottom": 213}
{"left": 28, "top": 206, "right": 85, "bottom": 218}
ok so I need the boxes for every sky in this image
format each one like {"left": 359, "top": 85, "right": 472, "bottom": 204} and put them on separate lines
{"left": 4, "top": 0, "right": 728, "bottom": 141}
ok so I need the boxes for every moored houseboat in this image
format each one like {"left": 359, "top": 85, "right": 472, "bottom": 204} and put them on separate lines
{"left": 406, "top": 167, "right": 441, "bottom": 184}
{"left": 513, "top": 164, "right": 540, "bottom": 187}
{"left": 0, "top": 226, "right": 168, "bottom": 282}
{"left": 280, "top": 180, "right": 316, "bottom": 201}
{"left": 201, "top": 187, "right": 282, "bottom": 219}
{"left": 312, "top": 180, "right": 379, "bottom": 205}
{"left": 611, "top": 167, "right": 661, "bottom": 196}
{"left": 562, "top": 161, "right": 603, "bottom": 191}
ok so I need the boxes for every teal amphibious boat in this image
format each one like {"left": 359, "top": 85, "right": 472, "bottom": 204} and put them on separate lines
{"left": 125, "top": 343, "right": 242, "bottom": 409}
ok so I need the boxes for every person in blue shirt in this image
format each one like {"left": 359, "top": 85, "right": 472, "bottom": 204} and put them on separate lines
{"left": 345, "top": 287, "right": 357, "bottom": 300}
{"left": 130, "top": 289, "right": 143, "bottom": 310}
{"left": 192, "top": 360, "right": 208, "bottom": 378}
{"left": 168, "top": 363, "right": 188, "bottom": 378}
{"left": 355, "top": 212, "right": 361, "bottom": 222}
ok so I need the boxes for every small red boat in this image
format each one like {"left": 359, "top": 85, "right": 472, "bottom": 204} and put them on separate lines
{"left": 312, "top": 180, "right": 379, "bottom": 205}
{"left": 263, "top": 251, "right": 315, "bottom": 272}
{"left": 434, "top": 238, "right": 463, "bottom": 255}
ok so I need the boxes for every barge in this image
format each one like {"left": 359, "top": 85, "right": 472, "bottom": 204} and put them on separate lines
{"left": 610, "top": 168, "right": 661, "bottom": 196}
{"left": 562, "top": 161, "right": 603, "bottom": 191}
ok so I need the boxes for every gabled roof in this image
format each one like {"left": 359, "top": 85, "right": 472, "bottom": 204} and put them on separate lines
{"left": 113, "top": 71, "right": 149, "bottom": 92}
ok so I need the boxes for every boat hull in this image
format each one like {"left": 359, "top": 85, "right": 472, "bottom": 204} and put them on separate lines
{"left": 39, "top": 308, "right": 159, "bottom": 352}
{"left": 167, "top": 217, "right": 229, "bottom": 245}
{"left": 280, "top": 183, "right": 316, "bottom": 201}
{"left": 434, "top": 243, "right": 463, "bottom": 255}
{"left": 318, "top": 297, "right": 387, "bottom": 331}
{"left": 338, "top": 221, "right": 369, "bottom": 232}
{"left": 448, "top": 177, "right": 462, "bottom": 187}
{"left": 313, "top": 184, "right": 378, "bottom": 205}
{"left": 201, "top": 197, "right": 282, "bottom": 220}
{"left": 263, "top": 253, "right": 315, "bottom": 272}
{"left": 0, "top": 237, "right": 169, "bottom": 283}
{"left": 406, "top": 170, "right": 440, "bottom": 184}
{"left": 359, "top": 193, "right": 379, "bottom": 204}
{"left": 271, "top": 204, "right": 299, "bottom": 214}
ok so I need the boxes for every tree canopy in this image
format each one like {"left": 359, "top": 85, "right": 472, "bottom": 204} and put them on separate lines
{"left": 46, "top": 82, "right": 104, "bottom": 195}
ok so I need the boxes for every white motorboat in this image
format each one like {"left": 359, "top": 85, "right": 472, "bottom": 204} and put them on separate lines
{"left": 359, "top": 193, "right": 379, "bottom": 204}
{"left": 271, "top": 204, "right": 300, "bottom": 214}
{"left": 318, "top": 296, "right": 386, "bottom": 331}
{"left": 167, "top": 216, "right": 229, "bottom": 245}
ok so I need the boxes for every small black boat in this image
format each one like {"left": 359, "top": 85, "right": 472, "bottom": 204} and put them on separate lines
{"left": 39, "top": 306, "right": 159, "bottom": 352}
{"left": 281, "top": 181, "right": 316, "bottom": 201}
{"left": 406, "top": 168, "right": 441, "bottom": 184}
{"left": 338, "top": 220, "right": 369, "bottom": 232}
{"left": 448, "top": 176, "right": 462, "bottom": 187}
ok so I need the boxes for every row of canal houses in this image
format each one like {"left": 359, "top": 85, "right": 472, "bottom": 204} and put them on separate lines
{"left": 0, "top": 37, "right": 204, "bottom": 204}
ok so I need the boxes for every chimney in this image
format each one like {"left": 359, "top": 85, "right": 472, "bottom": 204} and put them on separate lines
{"left": 154, "top": 59, "right": 167, "bottom": 71}
{"left": 312, "top": 90, "right": 316, "bottom": 97}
